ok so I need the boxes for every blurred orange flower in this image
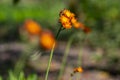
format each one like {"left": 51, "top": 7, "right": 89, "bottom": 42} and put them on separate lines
{"left": 24, "top": 19, "right": 42, "bottom": 35}
{"left": 40, "top": 31, "right": 56, "bottom": 50}
{"left": 71, "top": 67, "right": 83, "bottom": 76}
{"left": 73, "top": 67, "right": 83, "bottom": 73}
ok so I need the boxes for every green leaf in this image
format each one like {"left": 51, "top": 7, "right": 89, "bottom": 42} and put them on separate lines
{"left": 27, "top": 74, "right": 37, "bottom": 80}
{"left": 8, "top": 70, "right": 17, "bottom": 80}
{"left": 0, "top": 76, "right": 3, "bottom": 80}
{"left": 18, "top": 72, "right": 25, "bottom": 80}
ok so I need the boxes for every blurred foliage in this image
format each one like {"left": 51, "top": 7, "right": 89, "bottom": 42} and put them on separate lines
{"left": 0, "top": 0, "right": 119, "bottom": 45}
{"left": 0, "top": 0, "right": 65, "bottom": 41}
{"left": 0, "top": 0, "right": 65, "bottom": 23}
{"left": 0, "top": 71, "right": 38, "bottom": 80}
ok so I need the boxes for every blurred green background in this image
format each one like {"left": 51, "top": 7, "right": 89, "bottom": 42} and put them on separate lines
{"left": 0, "top": 0, "right": 120, "bottom": 47}
{"left": 0, "top": 0, "right": 120, "bottom": 80}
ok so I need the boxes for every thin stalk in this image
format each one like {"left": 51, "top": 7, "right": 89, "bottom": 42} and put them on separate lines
{"left": 76, "top": 35, "right": 89, "bottom": 80}
{"left": 56, "top": 25, "right": 62, "bottom": 39}
{"left": 69, "top": 77, "right": 72, "bottom": 80}
{"left": 78, "top": 35, "right": 88, "bottom": 66}
{"left": 45, "top": 25, "right": 62, "bottom": 80}
{"left": 77, "top": 47, "right": 82, "bottom": 66}
{"left": 45, "top": 43, "right": 55, "bottom": 80}
{"left": 57, "top": 35, "right": 74, "bottom": 80}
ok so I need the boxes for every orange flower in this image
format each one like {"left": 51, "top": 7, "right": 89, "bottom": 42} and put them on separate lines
{"left": 24, "top": 19, "right": 42, "bottom": 35}
{"left": 71, "top": 67, "right": 83, "bottom": 76}
{"left": 73, "top": 67, "right": 83, "bottom": 73}
{"left": 59, "top": 9, "right": 75, "bottom": 29}
{"left": 59, "top": 9, "right": 91, "bottom": 33}
{"left": 40, "top": 31, "right": 56, "bottom": 50}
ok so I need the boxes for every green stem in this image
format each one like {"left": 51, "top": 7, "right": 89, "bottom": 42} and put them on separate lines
{"left": 69, "top": 77, "right": 72, "bottom": 80}
{"left": 78, "top": 35, "right": 88, "bottom": 66}
{"left": 77, "top": 47, "right": 82, "bottom": 66}
{"left": 57, "top": 35, "right": 74, "bottom": 80}
{"left": 45, "top": 25, "right": 62, "bottom": 80}
{"left": 56, "top": 25, "right": 62, "bottom": 39}
{"left": 45, "top": 43, "right": 55, "bottom": 80}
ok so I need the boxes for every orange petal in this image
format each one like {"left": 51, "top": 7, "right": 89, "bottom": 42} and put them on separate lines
{"left": 59, "top": 15, "right": 72, "bottom": 29}
{"left": 63, "top": 22, "right": 72, "bottom": 29}
{"left": 63, "top": 9, "right": 71, "bottom": 17}
{"left": 71, "top": 17, "right": 77, "bottom": 24}
{"left": 73, "top": 22, "right": 84, "bottom": 29}
{"left": 59, "top": 15, "right": 70, "bottom": 24}
{"left": 60, "top": 9, "right": 74, "bottom": 18}
{"left": 63, "top": 9, "right": 75, "bottom": 18}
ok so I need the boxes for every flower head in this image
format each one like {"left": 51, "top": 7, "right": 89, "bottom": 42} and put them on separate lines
{"left": 24, "top": 19, "right": 42, "bottom": 35}
{"left": 71, "top": 67, "right": 83, "bottom": 77}
{"left": 59, "top": 9, "right": 91, "bottom": 33}
{"left": 59, "top": 13, "right": 72, "bottom": 29}
{"left": 39, "top": 30, "right": 56, "bottom": 50}
{"left": 59, "top": 9, "right": 75, "bottom": 29}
